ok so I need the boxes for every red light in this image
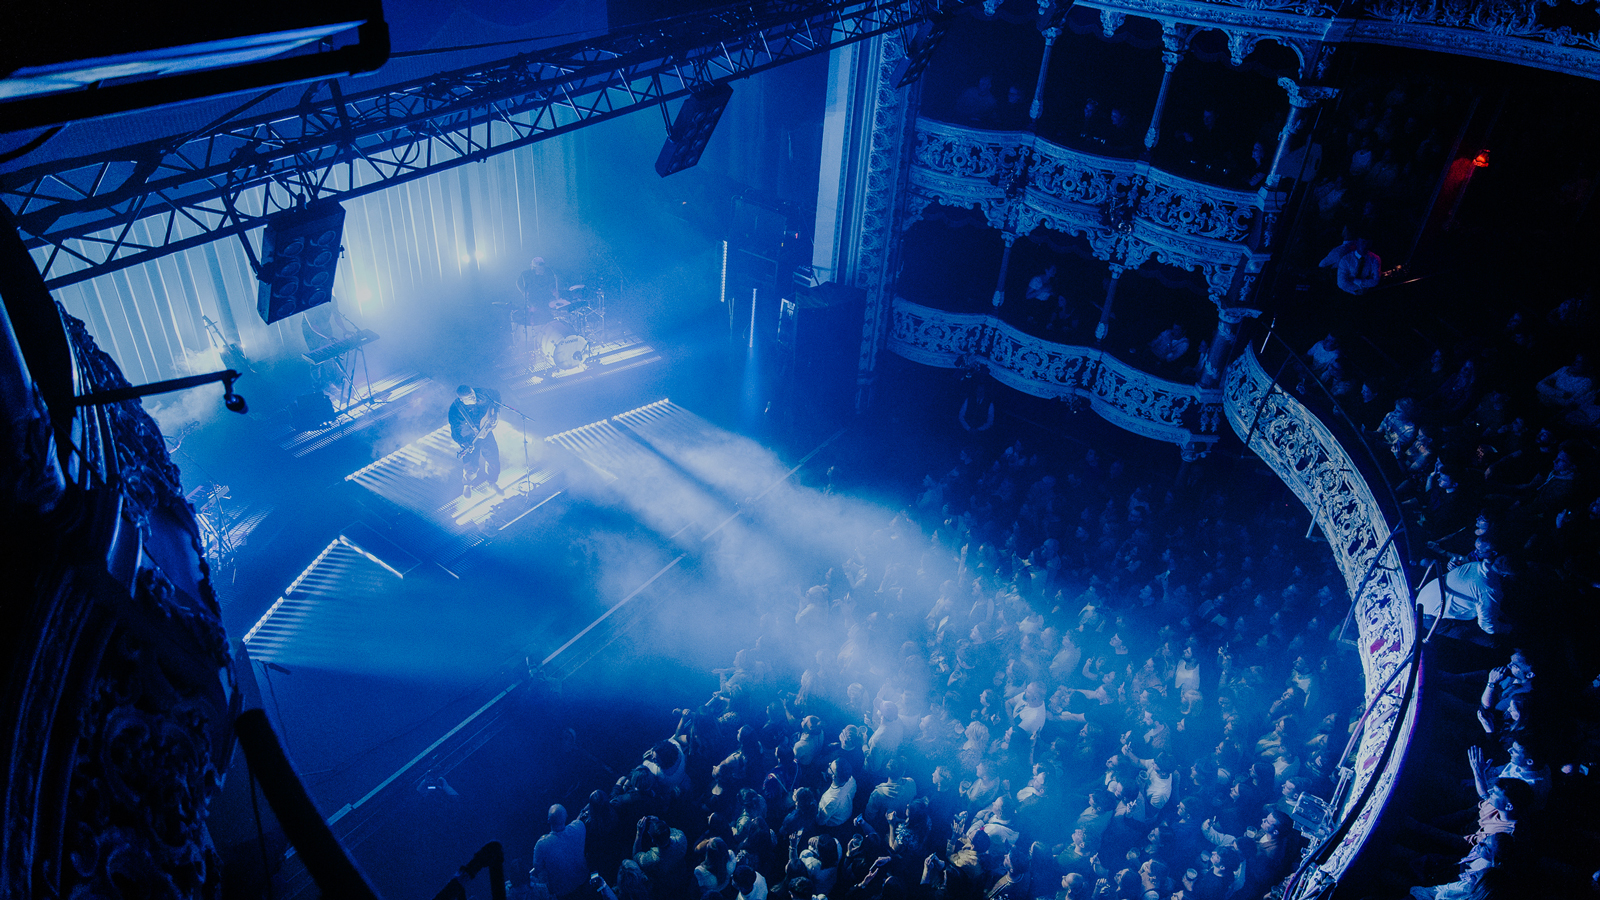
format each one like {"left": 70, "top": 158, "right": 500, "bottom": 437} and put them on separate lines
{"left": 1472, "top": 150, "right": 1491, "bottom": 168}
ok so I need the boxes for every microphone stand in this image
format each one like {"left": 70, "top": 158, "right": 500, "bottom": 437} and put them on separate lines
{"left": 489, "top": 397, "right": 536, "bottom": 499}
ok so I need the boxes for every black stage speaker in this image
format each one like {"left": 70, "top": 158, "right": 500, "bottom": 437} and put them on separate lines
{"left": 256, "top": 201, "right": 345, "bottom": 324}
{"left": 656, "top": 83, "right": 733, "bottom": 177}
{"left": 778, "top": 280, "right": 866, "bottom": 428}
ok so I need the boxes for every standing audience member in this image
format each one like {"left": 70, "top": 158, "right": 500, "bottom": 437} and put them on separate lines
{"left": 533, "top": 804, "right": 589, "bottom": 900}
{"left": 1319, "top": 236, "right": 1382, "bottom": 295}
{"left": 819, "top": 759, "right": 858, "bottom": 829}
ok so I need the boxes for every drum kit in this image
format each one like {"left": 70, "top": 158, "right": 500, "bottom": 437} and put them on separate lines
{"left": 510, "top": 283, "right": 605, "bottom": 374}
{"left": 536, "top": 318, "right": 590, "bottom": 371}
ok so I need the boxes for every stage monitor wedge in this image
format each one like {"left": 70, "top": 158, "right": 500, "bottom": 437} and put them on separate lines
{"left": 256, "top": 202, "right": 345, "bottom": 325}
{"left": 656, "top": 83, "right": 734, "bottom": 177}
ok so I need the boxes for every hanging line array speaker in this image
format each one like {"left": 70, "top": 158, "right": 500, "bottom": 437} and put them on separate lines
{"left": 655, "top": 83, "right": 734, "bottom": 177}
{"left": 256, "top": 201, "right": 346, "bottom": 324}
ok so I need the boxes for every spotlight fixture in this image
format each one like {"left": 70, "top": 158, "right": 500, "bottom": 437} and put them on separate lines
{"left": 223, "top": 372, "right": 248, "bottom": 414}
{"left": 72, "top": 367, "right": 248, "bottom": 414}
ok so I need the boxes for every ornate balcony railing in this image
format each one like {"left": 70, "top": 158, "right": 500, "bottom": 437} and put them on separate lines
{"left": 907, "top": 119, "right": 1271, "bottom": 305}
{"left": 1223, "top": 345, "right": 1421, "bottom": 896}
{"left": 2, "top": 297, "right": 235, "bottom": 897}
{"left": 1073, "top": 0, "right": 1600, "bottom": 83}
{"left": 889, "top": 297, "right": 1223, "bottom": 455}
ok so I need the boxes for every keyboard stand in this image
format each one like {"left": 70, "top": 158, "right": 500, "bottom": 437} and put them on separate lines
{"left": 336, "top": 344, "right": 376, "bottom": 419}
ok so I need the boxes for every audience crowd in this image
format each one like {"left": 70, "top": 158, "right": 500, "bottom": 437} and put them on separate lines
{"left": 511, "top": 42, "right": 1600, "bottom": 899}
{"left": 1282, "top": 284, "right": 1599, "bottom": 898}
{"left": 1304, "top": 73, "right": 1460, "bottom": 261}
{"left": 1293, "top": 291, "right": 1597, "bottom": 633}
{"left": 513, "top": 270, "right": 1599, "bottom": 900}
{"left": 517, "top": 425, "right": 1393, "bottom": 900}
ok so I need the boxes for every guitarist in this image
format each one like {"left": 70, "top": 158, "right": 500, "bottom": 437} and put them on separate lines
{"left": 449, "top": 385, "right": 502, "bottom": 497}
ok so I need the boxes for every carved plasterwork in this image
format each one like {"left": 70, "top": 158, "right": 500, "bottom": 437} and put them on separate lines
{"left": 1084, "top": 0, "right": 1325, "bottom": 74}
{"left": 909, "top": 120, "right": 1267, "bottom": 304}
{"left": 1227, "top": 29, "right": 1261, "bottom": 64}
{"left": 1139, "top": 170, "right": 1258, "bottom": 242}
{"left": 60, "top": 312, "right": 187, "bottom": 528}
{"left": 1212, "top": 0, "right": 1339, "bottom": 15}
{"left": 1279, "top": 76, "right": 1340, "bottom": 108}
{"left": 904, "top": 175, "right": 1011, "bottom": 229}
{"left": 1073, "top": 0, "right": 1600, "bottom": 81}
{"left": 1223, "top": 346, "right": 1419, "bottom": 892}
{"left": 63, "top": 613, "right": 225, "bottom": 898}
{"left": 855, "top": 34, "right": 914, "bottom": 408}
{"left": 1342, "top": 11, "right": 1600, "bottom": 79}
{"left": 911, "top": 121, "right": 1030, "bottom": 182}
{"left": 3, "top": 303, "right": 234, "bottom": 898}
{"left": 889, "top": 298, "right": 1223, "bottom": 450}
{"left": 889, "top": 303, "right": 991, "bottom": 365}
{"left": 1026, "top": 143, "right": 1139, "bottom": 210}
{"left": 906, "top": 123, "right": 1023, "bottom": 228}
{"left": 1359, "top": 0, "right": 1600, "bottom": 52}
{"left": 1076, "top": 0, "right": 1339, "bottom": 38}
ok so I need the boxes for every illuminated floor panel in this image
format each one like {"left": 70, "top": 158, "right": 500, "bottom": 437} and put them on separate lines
{"left": 241, "top": 539, "right": 400, "bottom": 665}
{"left": 347, "top": 422, "right": 558, "bottom": 530}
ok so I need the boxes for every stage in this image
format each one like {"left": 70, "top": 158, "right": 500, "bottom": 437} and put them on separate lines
{"left": 146, "top": 298, "right": 877, "bottom": 898}
{"left": 239, "top": 394, "right": 864, "bottom": 898}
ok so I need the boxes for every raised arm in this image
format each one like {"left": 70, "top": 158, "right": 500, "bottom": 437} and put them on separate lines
{"left": 1468, "top": 745, "right": 1490, "bottom": 800}
{"left": 1120, "top": 731, "right": 1151, "bottom": 768}
{"left": 1478, "top": 668, "right": 1504, "bottom": 733}
{"left": 1201, "top": 817, "right": 1239, "bottom": 848}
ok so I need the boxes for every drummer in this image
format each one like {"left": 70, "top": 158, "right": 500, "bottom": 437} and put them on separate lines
{"left": 514, "top": 257, "right": 559, "bottom": 327}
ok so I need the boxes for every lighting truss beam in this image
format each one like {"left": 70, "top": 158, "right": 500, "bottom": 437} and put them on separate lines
{"left": 1, "top": 0, "right": 945, "bottom": 289}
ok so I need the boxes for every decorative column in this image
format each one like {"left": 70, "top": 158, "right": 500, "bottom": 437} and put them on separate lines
{"left": 1200, "top": 308, "right": 1249, "bottom": 389}
{"left": 1266, "top": 77, "right": 1339, "bottom": 189}
{"left": 810, "top": 32, "right": 910, "bottom": 413}
{"left": 1095, "top": 264, "right": 1124, "bottom": 342}
{"left": 1144, "top": 23, "right": 1190, "bottom": 151}
{"left": 992, "top": 231, "right": 1018, "bottom": 308}
{"left": 1029, "top": 26, "right": 1062, "bottom": 124}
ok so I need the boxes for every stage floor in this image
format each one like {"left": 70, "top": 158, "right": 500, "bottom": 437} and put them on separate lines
{"left": 159, "top": 306, "right": 918, "bottom": 899}
{"left": 247, "top": 398, "right": 860, "bottom": 898}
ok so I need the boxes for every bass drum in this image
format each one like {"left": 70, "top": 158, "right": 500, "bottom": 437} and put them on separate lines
{"left": 534, "top": 318, "right": 590, "bottom": 370}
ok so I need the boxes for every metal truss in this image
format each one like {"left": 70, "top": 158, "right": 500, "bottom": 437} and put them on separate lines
{"left": 1, "top": 0, "right": 945, "bottom": 289}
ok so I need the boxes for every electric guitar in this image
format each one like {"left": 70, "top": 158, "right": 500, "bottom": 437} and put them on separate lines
{"left": 456, "top": 404, "right": 499, "bottom": 458}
